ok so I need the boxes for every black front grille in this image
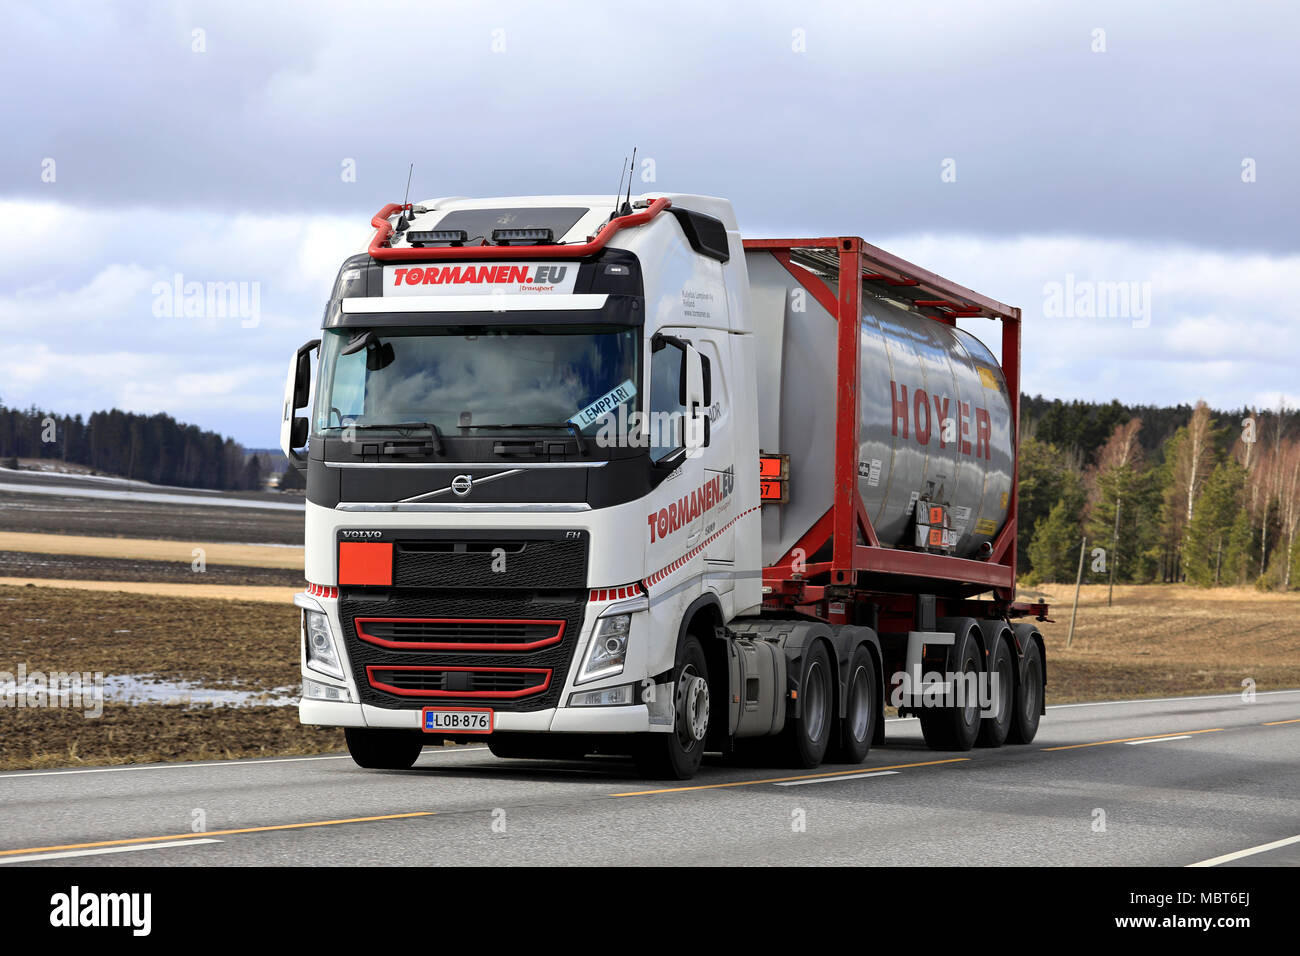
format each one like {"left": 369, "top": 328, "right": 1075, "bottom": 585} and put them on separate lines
{"left": 355, "top": 617, "right": 565, "bottom": 650}
{"left": 366, "top": 666, "right": 551, "bottom": 698}
{"left": 394, "top": 536, "right": 587, "bottom": 590}
{"left": 341, "top": 592, "right": 585, "bottom": 711}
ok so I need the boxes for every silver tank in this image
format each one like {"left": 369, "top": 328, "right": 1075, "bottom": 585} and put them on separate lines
{"left": 746, "top": 250, "right": 1014, "bottom": 566}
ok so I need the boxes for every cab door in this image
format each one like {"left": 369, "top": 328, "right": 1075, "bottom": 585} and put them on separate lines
{"left": 649, "top": 328, "right": 736, "bottom": 593}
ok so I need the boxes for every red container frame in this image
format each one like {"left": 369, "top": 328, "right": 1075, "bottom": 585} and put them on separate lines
{"left": 742, "top": 237, "right": 1043, "bottom": 622}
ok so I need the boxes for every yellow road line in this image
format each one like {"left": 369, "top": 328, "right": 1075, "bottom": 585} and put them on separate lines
{"left": 1042, "top": 728, "right": 1223, "bottom": 751}
{"left": 611, "top": 758, "right": 968, "bottom": 797}
{"left": 0, "top": 811, "right": 436, "bottom": 858}
{"left": 1263, "top": 718, "right": 1300, "bottom": 726}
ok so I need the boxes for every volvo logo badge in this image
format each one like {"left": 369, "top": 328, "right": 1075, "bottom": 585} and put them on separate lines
{"left": 451, "top": 474, "right": 473, "bottom": 497}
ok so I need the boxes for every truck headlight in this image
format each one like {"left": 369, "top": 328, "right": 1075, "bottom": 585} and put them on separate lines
{"left": 303, "top": 609, "right": 345, "bottom": 680}
{"left": 303, "top": 677, "right": 352, "bottom": 702}
{"left": 577, "top": 614, "right": 631, "bottom": 683}
{"left": 569, "top": 683, "right": 635, "bottom": 707}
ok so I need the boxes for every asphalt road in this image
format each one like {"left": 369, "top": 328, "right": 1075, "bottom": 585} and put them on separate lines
{"left": 2, "top": 690, "right": 1297, "bottom": 867}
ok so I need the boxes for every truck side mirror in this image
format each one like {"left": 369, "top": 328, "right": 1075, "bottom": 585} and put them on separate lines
{"left": 290, "top": 417, "right": 310, "bottom": 449}
{"left": 293, "top": 349, "right": 312, "bottom": 408}
{"left": 684, "top": 345, "right": 709, "bottom": 452}
{"left": 281, "top": 338, "right": 320, "bottom": 466}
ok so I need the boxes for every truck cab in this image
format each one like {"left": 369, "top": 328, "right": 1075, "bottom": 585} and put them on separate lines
{"left": 283, "top": 194, "right": 763, "bottom": 776}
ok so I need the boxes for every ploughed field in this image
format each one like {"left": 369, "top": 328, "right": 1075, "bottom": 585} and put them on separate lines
{"left": 0, "top": 488, "right": 303, "bottom": 544}
{"left": 0, "top": 583, "right": 342, "bottom": 769}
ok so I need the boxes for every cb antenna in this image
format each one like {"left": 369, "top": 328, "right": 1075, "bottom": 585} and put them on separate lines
{"left": 396, "top": 163, "right": 415, "bottom": 233}
{"left": 613, "top": 155, "right": 628, "bottom": 221}
{"left": 622, "top": 146, "right": 637, "bottom": 216}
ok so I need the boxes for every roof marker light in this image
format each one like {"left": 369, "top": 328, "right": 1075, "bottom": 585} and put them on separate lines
{"left": 491, "top": 227, "right": 555, "bottom": 246}
{"left": 408, "top": 229, "right": 469, "bottom": 247}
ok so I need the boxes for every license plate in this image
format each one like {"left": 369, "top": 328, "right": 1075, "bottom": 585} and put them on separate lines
{"left": 421, "top": 707, "right": 493, "bottom": 734}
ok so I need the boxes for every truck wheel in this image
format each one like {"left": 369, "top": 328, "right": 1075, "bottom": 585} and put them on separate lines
{"left": 918, "top": 627, "right": 982, "bottom": 751}
{"left": 634, "top": 635, "right": 710, "bottom": 779}
{"left": 975, "top": 634, "right": 1014, "bottom": 748}
{"left": 779, "top": 640, "right": 834, "bottom": 768}
{"left": 344, "top": 727, "right": 426, "bottom": 770}
{"left": 1007, "top": 637, "right": 1044, "bottom": 744}
{"left": 828, "top": 645, "right": 876, "bottom": 764}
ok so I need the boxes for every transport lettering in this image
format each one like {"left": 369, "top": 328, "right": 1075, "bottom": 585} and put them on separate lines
{"left": 391, "top": 264, "right": 568, "bottom": 287}
{"left": 890, "top": 380, "right": 992, "bottom": 460}
{"left": 646, "top": 467, "right": 734, "bottom": 543}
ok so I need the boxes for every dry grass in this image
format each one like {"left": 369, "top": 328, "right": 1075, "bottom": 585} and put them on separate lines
{"left": 0, "top": 531, "right": 302, "bottom": 569}
{"left": 1021, "top": 583, "right": 1300, "bottom": 703}
{"left": 0, "top": 577, "right": 295, "bottom": 603}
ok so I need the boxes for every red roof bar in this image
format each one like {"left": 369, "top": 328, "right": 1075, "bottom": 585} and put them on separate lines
{"left": 368, "top": 197, "right": 672, "bottom": 261}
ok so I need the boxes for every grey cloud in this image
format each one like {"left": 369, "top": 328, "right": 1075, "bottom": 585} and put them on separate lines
{"left": 2, "top": 0, "right": 1297, "bottom": 252}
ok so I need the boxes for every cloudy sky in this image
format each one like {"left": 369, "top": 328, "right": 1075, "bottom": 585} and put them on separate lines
{"left": 2, "top": 0, "right": 1297, "bottom": 447}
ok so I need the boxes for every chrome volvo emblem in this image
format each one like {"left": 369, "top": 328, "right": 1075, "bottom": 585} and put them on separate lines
{"left": 450, "top": 474, "right": 473, "bottom": 497}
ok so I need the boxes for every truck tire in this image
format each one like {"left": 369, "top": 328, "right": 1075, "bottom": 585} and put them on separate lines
{"left": 918, "top": 626, "right": 982, "bottom": 751}
{"left": 344, "top": 727, "right": 426, "bottom": 770}
{"left": 778, "top": 640, "right": 834, "bottom": 768}
{"left": 975, "top": 634, "right": 1014, "bottom": 748}
{"left": 634, "top": 634, "right": 710, "bottom": 779}
{"left": 1007, "top": 637, "right": 1044, "bottom": 744}
{"left": 828, "top": 644, "right": 876, "bottom": 764}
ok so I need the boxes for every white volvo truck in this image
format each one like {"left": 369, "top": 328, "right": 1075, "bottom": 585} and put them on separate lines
{"left": 282, "top": 193, "right": 1048, "bottom": 779}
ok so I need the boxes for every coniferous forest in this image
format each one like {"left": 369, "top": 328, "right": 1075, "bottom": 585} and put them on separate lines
{"left": 0, "top": 402, "right": 265, "bottom": 492}
{"left": 1019, "top": 396, "right": 1300, "bottom": 590}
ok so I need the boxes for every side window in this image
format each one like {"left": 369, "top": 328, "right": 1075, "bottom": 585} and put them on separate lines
{"left": 649, "top": 339, "right": 687, "bottom": 461}
{"left": 328, "top": 350, "right": 367, "bottom": 427}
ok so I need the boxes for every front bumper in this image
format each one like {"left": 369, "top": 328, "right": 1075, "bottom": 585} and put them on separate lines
{"left": 301, "top": 698, "right": 657, "bottom": 733}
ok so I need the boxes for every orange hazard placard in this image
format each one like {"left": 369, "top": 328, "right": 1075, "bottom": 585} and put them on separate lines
{"left": 759, "top": 455, "right": 787, "bottom": 480}
{"left": 760, "top": 480, "right": 786, "bottom": 502}
{"left": 338, "top": 542, "right": 393, "bottom": 586}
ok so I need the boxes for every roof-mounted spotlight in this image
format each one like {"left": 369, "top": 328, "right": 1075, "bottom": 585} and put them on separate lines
{"left": 491, "top": 227, "right": 555, "bottom": 246}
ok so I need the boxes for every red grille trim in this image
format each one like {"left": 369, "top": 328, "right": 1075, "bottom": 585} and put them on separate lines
{"left": 353, "top": 617, "right": 565, "bottom": 652}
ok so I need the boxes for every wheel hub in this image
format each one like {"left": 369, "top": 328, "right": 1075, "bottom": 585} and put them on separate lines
{"left": 676, "top": 670, "right": 710, "bottom": 744}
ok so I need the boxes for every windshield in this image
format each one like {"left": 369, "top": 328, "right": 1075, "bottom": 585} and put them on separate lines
{"left": 313, "top": 325, "right": 640, "bottom": 436}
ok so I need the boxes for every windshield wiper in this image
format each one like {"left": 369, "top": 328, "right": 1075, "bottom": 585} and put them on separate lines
{"left": 343, "top": 422, "right": 444, "bottom": 455}
{"left": 465, "top": 421, "right": 588, "bottom": 454}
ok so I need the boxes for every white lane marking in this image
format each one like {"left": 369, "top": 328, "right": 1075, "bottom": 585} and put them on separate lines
{"left": 1188, "top": 833, "right": 1300, "bottom": 868}
{"left": 775, "top": 771, "right": 900, "bottom": 787}
{"left": 0, "top": 747, "right": 489, "bottom": 780}
{"left": 0, "top": 838, "right": 221, "bottom": 864}
{"left": 1125, "top": 735, "right": 1193, "bottom": 745}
